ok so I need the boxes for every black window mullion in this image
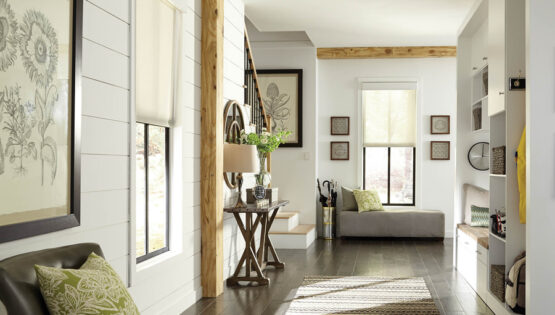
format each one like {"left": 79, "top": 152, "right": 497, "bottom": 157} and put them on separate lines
{"left": 165, "top": 127, "right": 170, "bottom": 252}
{"left": 387, "top": 147, "right": 391, "bottom": 204}
{"left": 144, "top": 124, "right": 150, "bottom": 257}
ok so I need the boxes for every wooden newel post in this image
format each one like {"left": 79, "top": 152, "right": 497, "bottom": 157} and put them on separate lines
{"left": 200, "top": 0, "right": 224, "bottom": 298}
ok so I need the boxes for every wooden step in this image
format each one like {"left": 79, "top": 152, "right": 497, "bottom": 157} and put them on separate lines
{"left": 271, "top": 212, "right": 299, "bottom": 233}
{"left": 269, "top": 224, "right": 316, "bottom": 249}
{"left": 275, "top": 211, "right": 298, "bottom": 219}
{"left": 269, "top": 224, "right": 314, "bottom": 235}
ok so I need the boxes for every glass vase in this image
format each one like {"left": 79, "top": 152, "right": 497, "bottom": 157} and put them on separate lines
{"left": 253, "top": 152, "right": 271, "bottom": 200}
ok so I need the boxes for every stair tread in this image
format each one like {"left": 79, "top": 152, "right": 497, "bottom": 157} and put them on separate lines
{"left": 269, "top": 224, "right": 315, "bottom": 235}
{"left": 275, "top": 211, "right": 299, "bottom": 219}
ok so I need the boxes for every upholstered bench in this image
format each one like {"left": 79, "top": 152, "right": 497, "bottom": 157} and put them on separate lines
{"left": 0, "top": 243, "right": 104, "bottom": 315}
{"left": 337, "top": 208, "right": 445, "bottom": 238}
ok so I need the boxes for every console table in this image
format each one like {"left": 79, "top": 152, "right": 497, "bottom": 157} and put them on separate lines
{"left": 224, "top": 200, "right": 289, "bottom": 286}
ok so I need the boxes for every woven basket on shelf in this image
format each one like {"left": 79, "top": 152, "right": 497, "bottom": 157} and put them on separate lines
{"left": 492, "top": 146, "right": 506, "bottom": 175}
{"left": 490, "top": 264, "right": 505, "bottom": 302}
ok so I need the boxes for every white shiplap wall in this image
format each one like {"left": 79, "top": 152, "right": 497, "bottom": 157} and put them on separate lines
{"left": 0, "top": 0, "right": 248, "bottom": 314}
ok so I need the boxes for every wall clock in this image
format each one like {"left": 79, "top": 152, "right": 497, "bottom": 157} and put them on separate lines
{"left": 468, "top": 142, "right": 490, "bottom": 171}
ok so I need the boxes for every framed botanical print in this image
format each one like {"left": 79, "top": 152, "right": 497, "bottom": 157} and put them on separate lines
{"left": 431, "top": 141, "right": 450, "bottom": 160}
{"left": 0, "top": 0, "right": 82, "bottom": 243}
{"left": 430, "top": 115, "right": 450, "bottom": 134}
{"left": 330, "top": 116, "right": 350, "bottom": 135}
{"left": 330, "top": 142, "right": 349, "bottom": 160}
{"left": 257, "top": 69, "right": 303, "bottom": 147}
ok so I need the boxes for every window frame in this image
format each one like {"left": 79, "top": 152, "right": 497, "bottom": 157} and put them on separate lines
{"left": 362, "top": 146, "right": 416, "bottom": 206}
{"left": 136, "top": 122, "right": 171, "bottom": 263}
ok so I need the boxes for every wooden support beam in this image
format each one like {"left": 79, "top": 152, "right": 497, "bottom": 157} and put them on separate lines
{"left": 201, "top": 0, "right": 224, "bottom": 298}
{"left": 317, "top": 46, "right": 457, "bottom": 59}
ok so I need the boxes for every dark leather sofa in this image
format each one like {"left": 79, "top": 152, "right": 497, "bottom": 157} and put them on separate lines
{"left": 0, "top": 243, "right": 103, "bottom": 315}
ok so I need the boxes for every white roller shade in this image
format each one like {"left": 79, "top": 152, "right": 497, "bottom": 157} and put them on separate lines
{"left": 136, "top": 0, "right": 178, "bottom": 127}
{"left": 362, "top": 83, "right": 416, "bottom": 147}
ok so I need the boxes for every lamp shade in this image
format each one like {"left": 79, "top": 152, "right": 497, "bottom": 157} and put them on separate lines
{"left": 224, "top": 143, "right": 259, "bottom": 173}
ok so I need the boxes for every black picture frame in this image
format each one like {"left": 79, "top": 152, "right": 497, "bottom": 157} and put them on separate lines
{"left": 330, "top": 116, "right": 350, "bottom": 135}
{"left": 256, "top": 69, "right": 303, "bottom": 148}
{"left": 0, "top": 0, "right": 83, "bottom": 243}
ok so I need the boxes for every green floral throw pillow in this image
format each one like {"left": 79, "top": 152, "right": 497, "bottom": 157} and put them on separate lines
{"left": 353, "top": 189, "right": 384, "bottom": 212}
{"left": 470, "top": 205, "right": 489, "bottom": 227}
{"left": 35, "top": 253, "right": 139, "bottom": 315}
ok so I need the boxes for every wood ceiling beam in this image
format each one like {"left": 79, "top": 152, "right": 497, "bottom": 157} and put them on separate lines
{"left": 317, "top": 46, "right": 457, "bottom": 59}
{"left": 200, "top": 0, "right": 224, "bottom": 298}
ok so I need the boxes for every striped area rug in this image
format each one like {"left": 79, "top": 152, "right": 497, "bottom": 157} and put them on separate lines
{"left": 286, "top": 276, "right": 439, "bottom": 315}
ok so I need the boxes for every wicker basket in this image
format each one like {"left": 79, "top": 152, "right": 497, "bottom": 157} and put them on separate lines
{"left": 492, "top": 146, "right": 506, "bottom": 175}
{"left": 490, "top": 265, "right": 506, "bottom": 302}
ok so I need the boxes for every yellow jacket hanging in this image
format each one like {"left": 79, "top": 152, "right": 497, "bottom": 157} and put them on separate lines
{"left": 516, "top": 128, "right": 526, "bottom": 224}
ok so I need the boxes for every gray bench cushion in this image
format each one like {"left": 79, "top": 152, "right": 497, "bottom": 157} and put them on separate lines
{"left": 338, "top": 209, "right": 445, "bottom": 238}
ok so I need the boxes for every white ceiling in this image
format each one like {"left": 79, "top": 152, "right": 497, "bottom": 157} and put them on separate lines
{"left": 244, "top": 0, "right": 476, "bottom": 47}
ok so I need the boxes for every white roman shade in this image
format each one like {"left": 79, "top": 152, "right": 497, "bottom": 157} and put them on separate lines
{"left": 136, "top": 0, "right": 179, "bottom": 127}
{"left": 362, "top": 82, "right": 417, "bottom": 147}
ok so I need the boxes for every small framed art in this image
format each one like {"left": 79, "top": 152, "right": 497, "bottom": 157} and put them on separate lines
{"left": 431, "top": 141, "right": 450, "bottom": 160}
{"left": 430, "top": 115, "right": 450, "bottom": 134}
{"left": 330, "top": 142, "right": 349, "bottom": 160}
{"left": 330, "top": 116, "right": 350, "bottom": 135}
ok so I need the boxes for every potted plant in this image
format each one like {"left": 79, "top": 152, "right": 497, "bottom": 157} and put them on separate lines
{"left": 240, "top": 129, "right": 290, "bottom": 200}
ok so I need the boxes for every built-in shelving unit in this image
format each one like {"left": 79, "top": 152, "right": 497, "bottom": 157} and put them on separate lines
{"left": 456, "top": 0, "right": 526, "bottom": 314}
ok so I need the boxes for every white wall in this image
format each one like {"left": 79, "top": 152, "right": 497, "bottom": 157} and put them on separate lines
{"left": 318, "top": 58, "right": 457, "bottom": 237}
{"left": 525, "top": 0, "right": 555, "bottom": 312}
{"left": 0, "top": 0, "right": 247, "bottom": 314}
{"left": 249, "top": 42, "right": 319, "bottom": 231}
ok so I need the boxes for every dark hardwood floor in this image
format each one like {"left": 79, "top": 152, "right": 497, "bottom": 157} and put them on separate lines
{"left": 182, "top": 238, "right": 493, "bottom": 315}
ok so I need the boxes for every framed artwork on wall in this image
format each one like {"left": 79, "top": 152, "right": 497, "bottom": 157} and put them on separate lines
{"left": 257, "top": 69, "right": 303, "bottom": 147}
{"left": 431, "top": 141, "right": 450, "bottom": 160}
{"left": 430, "top": 115, "right": 450, "bottom": 134}
{"left": 330, "top": 116, "right": 350, "bottom": 135}
{"left": 0, "top": 0, "right": 83, "bottom": 243}
{"left": 330, "top": 142, "right": 349, "bottom": 160}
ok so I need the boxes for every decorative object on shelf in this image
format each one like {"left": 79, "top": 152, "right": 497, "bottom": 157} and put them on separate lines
{"left": 431, "top": 141, "right": 450, "bottom": 160}
{"left": 490, "top": 208, "right": 506, "bottom": 237}
{"left": 330, "top": 142, "right": 349, "bottom": 160}
{"left": 255, "top": 199, "right": 269, "bottom": 208}
{"left": 223, "top": 100, "right": 246, "bottom": 189}
{"left": 472, "top": 104, "right": 482, "bottom": 130}
{"left": 257, "top": 69, "right": 303, "bottom": 147}
{"left": 223, "top": 143, "right": 259, "bottom": 208}
{"left": 430, "top": 115, "right": 450, "bottom": 134}
{"left": 322, "top": 206, "right": 335, "bottom": 240}
{"left": 467, "top": 142, "right": 490, "bottom": 170}
{"left": 492, "top": 145, "right": 506, "bottom": 175}
{"left": 247, "top": 187, "right": 279, "bottom": 204}
{"left": 241, "top": 130, "right": 290, "bottom": 198}
{"left": 490, "top": 265, "right": 506, "bottom": 302}
{"left": 330, "top": 116, "right": 350, "bottom": 135}
{"left": 0, "top": 0, "right": 83, "bottom": 243}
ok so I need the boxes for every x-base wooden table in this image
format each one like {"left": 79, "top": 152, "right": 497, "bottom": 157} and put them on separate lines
{"left": 224, "top": 200, "right": 289, "bottom": 286}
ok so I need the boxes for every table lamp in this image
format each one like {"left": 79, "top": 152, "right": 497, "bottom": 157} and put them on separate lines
{"left": 224, "top": 143, "right": 259, "bottom": 208}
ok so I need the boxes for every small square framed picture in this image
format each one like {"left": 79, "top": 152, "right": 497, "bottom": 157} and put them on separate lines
{"left": 431, "top": 141, "right": 451, "bottom": 160}
{"left": 330, "top": 142, "right": 350, "bottom": 160}
{"left": 430, "top": 115, "right": 450, "bottom": 134}
{"left": 330, "top": 116, "right": 350, "bottom": 135}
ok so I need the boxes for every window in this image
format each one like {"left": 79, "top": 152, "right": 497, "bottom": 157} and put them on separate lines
{"left": 136, "top": 123, "right": 170, "bottom": 262}
{"left": 135, "top": 0, "right": 178, "bottom": 262}
{"left": 361, "top": 84, "right": 416, "bottom": 206}
{"left": 363, "top": 147, "right": 415, "bottom": 205}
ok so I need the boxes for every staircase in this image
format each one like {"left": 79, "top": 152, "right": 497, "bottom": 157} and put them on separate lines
{"left": 269, "top": 211, "right": 316, "bottom": 249}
